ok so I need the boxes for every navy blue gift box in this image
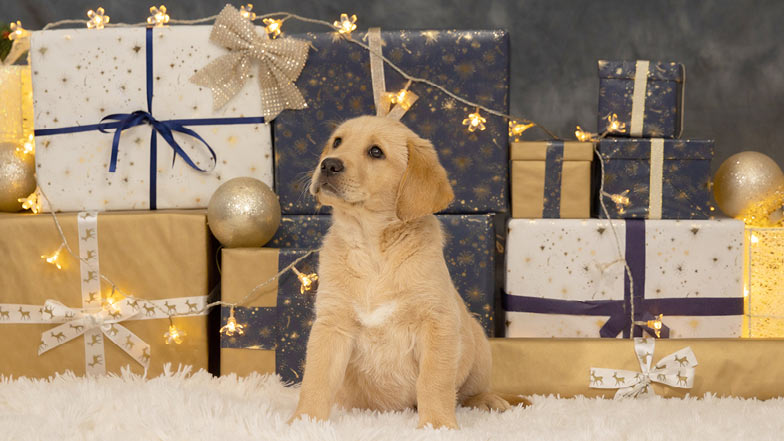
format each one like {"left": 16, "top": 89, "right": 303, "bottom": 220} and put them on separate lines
{"left": 269, "top": 214, "right": 497, "bottom": 336}
{"left": 274, "top": 30, "right": 510, "bottom": 214}
{"left": 595, "top": 138, "right": 714, "bottom": 219}
{"left": 598, "top": 60, "right": 684, "bottom": 138}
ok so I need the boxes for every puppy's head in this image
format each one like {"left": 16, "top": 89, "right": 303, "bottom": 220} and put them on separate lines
{"left": 310, "top": 115, "right": 453, "bottom": 221}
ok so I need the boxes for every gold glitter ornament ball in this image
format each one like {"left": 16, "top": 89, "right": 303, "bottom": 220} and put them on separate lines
{"left": 713, "top": 151, "right": 784, "bottom": 219}
{"left": 0, "top": 142, "right": 36, "bottom": 212}
{"left": 207, "top": 177, "right": 281, "bottom": 248}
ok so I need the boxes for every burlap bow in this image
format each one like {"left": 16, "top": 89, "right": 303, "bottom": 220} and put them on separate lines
{"left": 589, "top": 337, "right": 697, "bottom": 398}
{"left": 190, "top": 4, "right": 310, "bottom": 120}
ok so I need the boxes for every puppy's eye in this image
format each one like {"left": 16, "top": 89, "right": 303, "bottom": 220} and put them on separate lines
{"left": 332, "top": 137, "right": 342, "bottom": 149}
{"left": 368, "top": 145, "right": 385, "bottom": 159}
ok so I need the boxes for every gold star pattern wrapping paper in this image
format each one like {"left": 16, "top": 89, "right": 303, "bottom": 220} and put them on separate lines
{"left": 745, "top": 228, "right": 784, "bottom": 337}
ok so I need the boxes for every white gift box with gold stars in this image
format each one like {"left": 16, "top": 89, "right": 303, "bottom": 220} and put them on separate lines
{"left": 30, "top": 26, "right": 272, "bottom": 211}
{"left": 504, "top": 218, "right": 745, "bottom": 338}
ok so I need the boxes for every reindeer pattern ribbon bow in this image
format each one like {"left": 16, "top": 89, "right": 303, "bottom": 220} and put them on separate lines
{"left": 190, "top": 4, "right": 310, "bottom": 120}
{"left": 589, "top": 337, "right": 697, "bottom": 398}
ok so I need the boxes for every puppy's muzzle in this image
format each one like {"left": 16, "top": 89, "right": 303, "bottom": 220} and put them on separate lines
{"left": 320, "top": 157, "right": 344, "bottom": 176}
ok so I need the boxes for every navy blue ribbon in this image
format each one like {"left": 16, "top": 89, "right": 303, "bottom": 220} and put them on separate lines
{"left": 542, "top": 141, "right": 564, "bottom": 218}
{"left": 33, "top": 27, "right": 265, "bottom": 209}
{"left": 503, "top": 219, "right": 744, "bottom": 338}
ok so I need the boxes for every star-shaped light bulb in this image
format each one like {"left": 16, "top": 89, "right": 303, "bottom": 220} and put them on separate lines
{"left": 462, "top": 109, "right": 487, "bottom": 132}
{"left": 86, "top": 7, "right": 110, "bottom": 29}
{"left": 607, "top": 189, "right": 630, "bottom": 214}
{"left": 292, "top": 267, "right": 318, "bottom": 294}
{"left": 18, "top": 192, "right": 41, "bottom": 214}
{"left": 147, "top": 5, "right": 170, "bottom": 27}
{"left": 575, "top": 125, "right": 597, "bottom": 142}
{"left": 240, "top": 4, "right": 256, "bottom": 20}
{"left": 16, "top": 134, "right": 35, "bottom": 156}
{"left": 104, "top": 293, "right": 124, "bottom": 313}
{"left": 750, "top": 233, "right": 760, "bottom": 244}
{"left": 220, "top": 307, "right": 246, "bottom": 336}
{"left": 334, "top": 13, "right": 357, "bottom": 35}
{"left": 164, "top": 323, "right": 185, "bottom": 344}
{"left": 605, "top": 113, "right": 626, "bottom": 134}
{"left": 263, "top": 18, "right": 282, "bottom": 38}
{"left": 8, "top": 21, "right": 30, "bottom": 41}
{"left": 388, "top": 88, "right": 415, "bottom": 111}
{"left": 41, "top": 244, "right": 66, "bottom": 270}
{"left": 509, "top": 121, "right": 535, "bottom": 139}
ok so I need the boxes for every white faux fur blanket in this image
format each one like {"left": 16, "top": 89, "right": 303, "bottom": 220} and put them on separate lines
{"left": 1, "top": 366, "right": 782, "bottom": 440}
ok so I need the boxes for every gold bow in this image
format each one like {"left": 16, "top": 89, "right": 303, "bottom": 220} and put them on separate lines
{"left": 190, "top": 4, "right": 310, "bottom": 120}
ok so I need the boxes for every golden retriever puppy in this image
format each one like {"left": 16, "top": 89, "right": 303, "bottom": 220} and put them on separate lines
{"left": 290, "top": 115, "right": 513, "bottom": 429}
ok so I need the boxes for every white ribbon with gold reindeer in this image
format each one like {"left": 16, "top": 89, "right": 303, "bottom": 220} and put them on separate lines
{"left": 0, "top": 211, "right": 207, "bottom": 376}
{"left": 589, "top": 337, "right": 697, "bottom": 399}
{"left": 366, "top": 28, "right": 418, "bottom": 120}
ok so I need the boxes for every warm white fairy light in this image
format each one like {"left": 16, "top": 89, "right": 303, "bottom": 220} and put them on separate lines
{"left": 387, "top": 88, "right": 415, "bottom": 111}
{"left": 575, "top": 125, "right": 597, "bottom": 142}
{"left": 8, "top": 21, "right": 29, "bottom": 41}
{"left": 147, "top": 5, "right": 170, "bottom": 27}
{"left": 86, "top": 7, "right": 110, "bottom": 29}
{"left": 239, "top": 4, "right": 256, "bottom": 20}
{"left": 18, "top": 192, "right": 41, "bottom": 214}
{"left": 291, "top": 267, "right": 318, "bottom": 294}
{"left": 164, "top": 321, "right": 185, "bottom": 344}
{"left": 509, "top": 121, "right": 535, "bottom": 140}
{"left": 333, "top": 13, "right": 357, "bottom": 35}
{"left": 42, "top": 244, "right": 66, "bottom": 270}
{"left": 262, "top": 18, "right": 282, "bottom": 38}
{"left": 16, "top": 134, "right": 35, "bottom": 156}
{"left": 750, "top": 233, "right": 760, "bottom": 244}
{"left": 605, "top": 113, "right": 626, "bottom": 134}
{"left": 220, "top": 307, "right": 245, "bottom": 336}
{"left": 463, "top": 108, "right": 487, "bottom": 132}
{"left": 634, "top": 313, "right": 664, "bottom": 338}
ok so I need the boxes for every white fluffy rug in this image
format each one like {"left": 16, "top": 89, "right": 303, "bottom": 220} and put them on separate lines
{"left": 1, "top": 366, "right": 783, "bottom": 441}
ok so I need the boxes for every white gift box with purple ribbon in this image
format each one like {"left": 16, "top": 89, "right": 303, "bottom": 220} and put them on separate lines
{"left": 504, "top": 218, "right": 745, "bottom": 338}
{"left": 30, "top": 26, "right": 273, "bottom": 211}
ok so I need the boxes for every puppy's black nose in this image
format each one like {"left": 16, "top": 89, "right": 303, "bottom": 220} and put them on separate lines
{"left": 320, "top": 157, "right": 344, "bottom": 176}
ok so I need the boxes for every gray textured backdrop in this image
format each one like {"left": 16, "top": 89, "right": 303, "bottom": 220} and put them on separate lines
{"left": 3, "top": 0, "right": 783, "bottom": 173}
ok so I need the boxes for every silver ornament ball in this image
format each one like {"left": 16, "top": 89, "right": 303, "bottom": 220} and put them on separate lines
{"left": 207, "top": 177, "right": 281, "bottom": 248}
{"left": 0, "top": 141, "right": 36, "bottom": 212}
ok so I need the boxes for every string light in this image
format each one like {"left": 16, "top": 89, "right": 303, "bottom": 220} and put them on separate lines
{"left": 219, "top": 306, "right": 245, "bottom": 336}
{"left": 750, "top": 233, "right": 760, "bottom": 244}
{"left": 387, "top": 88, "right": 415, "bottom": 111}
{"left": 239, "top": 4, "right": 256, "bottom": 20}
{"left": 291, "top": 267, "right": 318, "bottom": 294}
{"left": 86, "top": 7, "right": 110, "bottom": 29}
{"left": 605, "top": 113, "right": 626, "bottom": 134}
{"left": 164, "top": 319, "right": 185, "bottom": 344}
{"left": 634, "top": 314, "right": 664, "bottom": 338}
{"left": 509, "top": 121, "right": 535, "bottom": 140}
{"left": 463, "top": 108, "right": 487, "bottom": 132}
{"left": 575, "top": 125, "right": 598, "bottom": 142}
{"left": 147, "top": 5, "right": 170, "bottom": 27}
{"left": 606, "top": 189, "right": 630, "bottom": 214}
{"left": 42, "top": 244, "right": 66, "bottom": 270}
{"left": 8, "top": 21, "right": 29, "bottom": 41}
{"left": 262, "top": 18, "right": 282, "bottom": 39}
{"left": 16, "top": 134, "right": 35, "bottom": 156}
{"left": 333, "top": 13, "right": 357, "bottom": 35}
{"left": 18, "top": 192, "right": 41, "bottom": 214}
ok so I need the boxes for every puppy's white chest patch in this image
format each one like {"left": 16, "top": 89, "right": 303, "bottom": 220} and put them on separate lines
{"left": 354, "top": 302, "right": 398, "bottom": 328}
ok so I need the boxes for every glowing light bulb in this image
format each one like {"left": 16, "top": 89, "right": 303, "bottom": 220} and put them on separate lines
{"left": 574, "top": 125, "right": 597, "bottom": 142}
{"left": 164, "top": 323, "right": 185, "bottom": 344}
{"left": 147, "top": 5, "right": 170, "bottom": 27}
{"left": 634, "top": 314, "right": 664, "bottom": 338}
{"left": 16, "top": 134, "right": 35, "bottom": 156}
{"left": 220, "top": 307, "right": 246, "bottom": 336}
{"left": 606, "top": 189, "right": 630, "bottom": 214}
{"left": 8, "top": 21, "right": 29, "bottom": 41}
{"left": 462, "top": 109, "right": 487, "bottom": 132}
{"left": 42, "top": 244, "right": 66, "bottom": 270}
{"left": 262, "top": 18, "right": 282, "bottom": 39}
{"left": 744, "top": 286, "right": 749, "bottom": 298}
{"left": 750, "top": 233, "right": 759, "bottom": 244}
{"left": 605, "top": 113, "right": 626, "bottom": 134}
{"left": 18, "top": 192, "right": 41, "bottom": 214}
{"left": 509, "top": 121, "right": 535, "bottom": 139}
{"left": 387, "top": 88, "right": 415, "bottom": 111}
{"left": 292, "top": 267, "right": 318, "bottom": 294}
{"left": 333, "top": 13, "right": 357, "bottom": 35}
{"left": 86, "top": 7, "right": 110, "bottom": 29}
{"left": 239, "top": 4, "right": 256, "bottom": 20}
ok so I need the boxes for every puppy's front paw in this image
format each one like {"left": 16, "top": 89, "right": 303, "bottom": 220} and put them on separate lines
{"left": 287, "top": 410, "right": 326, "bottom": 425}
{"left": 417, "top": 414, "right": 459, "bottom": 430}
{"left": 462, "top": 392, "right": 514, "bottom": 411}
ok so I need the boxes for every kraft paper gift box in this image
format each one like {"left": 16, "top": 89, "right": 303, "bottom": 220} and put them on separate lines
{"left": 504, "top": 218, "right": 745, "bottom": 338}
{"left": 268, "top": 214, "right": 496, "bottom": 335}
{"left": 745, "top": 227, "right": 784, "bottom": 337}
{"left": 491, "top": 338, "right": 784, "bottom": 399}
{"left": 29, "top": 26, "right": 273, "bottom": 211}
{"left": 0, "top": 211, "right": 211, "bottom": 378}
{"left": 597, "top": 60, "right": 684, "bottom": 138}
{"left": 510, "top": 141, "right": 593, "bottom": 218}
{"left": 220, "top": 248, "right": 317, "bottom": 383}
{"left": 595, "top": 138, "right": 713, "bottom": 219}
{"left": 274, "top": 29, "right": 510, "bottom": 214}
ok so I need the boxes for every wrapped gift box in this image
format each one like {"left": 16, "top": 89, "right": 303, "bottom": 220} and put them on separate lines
{"left": 0, "top": 65, "right": 33, "bottom": 143}
{"left": 596, "top": 138, "right": 713, "bottom": 219}
{"left": 597, "top": 60, "right": 684, "bottom": 138}
{"left": 0, "top": 211, "right": 212, "bottom": 378}
{"left": 268, "top": 214, "right": 496, "bottom": 335}
{"left": 745, "top": 228, "right": 784, "bottom": 337}
{"left": 30, "top": 26, "right": 273, "bottom": 211}
{"left": 510, "top": 141, "right": 593, "bottom": 218}
{"left": 504, "top": 218, "right": 744, "bottom": 338}
{"left": 220, "top": 248, "right": 316, "bottom": 383}
{"left": 274, "top": 30, "right": 510, "bottom": 214}
{"left": 491, "top": 338, "right": 784, "bottom": 399}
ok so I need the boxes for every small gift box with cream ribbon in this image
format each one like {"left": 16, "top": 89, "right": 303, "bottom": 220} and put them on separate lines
{"left": 510, "top": 141, "right": 593, "bottom": 218}
{"left": 596, "top": 138, "right": 714, "bottom": 219}
{"left": 0, "top": 211, "right": 212, "bottom": 378}
{"left": 597, "top": 60, "right": 685, "bottom": 138}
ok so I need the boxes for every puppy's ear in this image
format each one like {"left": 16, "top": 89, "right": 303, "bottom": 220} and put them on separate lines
{"left": 395, "top": 135, "right": 454, "bottom": 221}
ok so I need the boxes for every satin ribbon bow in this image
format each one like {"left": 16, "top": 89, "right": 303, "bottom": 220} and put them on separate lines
{"left": 190, "top": 4, "right": 310, "bottom": 120}
{"left": 589, "top": 337, "right": 697, "bottom": 399}
{"left": 38, "top": 299, "right": 151, "bottom": 370}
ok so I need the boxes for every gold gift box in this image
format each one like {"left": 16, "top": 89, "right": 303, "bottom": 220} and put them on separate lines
{"left": 0, "top": 65, "right": 34, "bottom": 143}
{"left": 491, "top": 338, "right": 784, "bottom": 399}
{"left": 744, "top": 228, "right": 784, "bottom": 337}
{"left": 510, "top": 142, "right": 593, "bottom": 218}
{"left": 0, "top": 211, "right": 212, "bottom": 378}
